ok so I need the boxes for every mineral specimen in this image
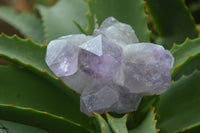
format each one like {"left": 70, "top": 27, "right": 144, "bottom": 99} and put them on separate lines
{"left": 45, "top": 17, "right": 174, "bottom": 116}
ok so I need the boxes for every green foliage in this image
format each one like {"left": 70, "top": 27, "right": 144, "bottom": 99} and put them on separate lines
{"left": 93, "top": 109, "right": 157, "bottom": 133}
{"left": 0, "top": 120, "right": 47, "bottom": 133}
{"left": 28, "top": 0, "right": 58, "bottom": 6}
{"left": 158, "top": 70, "right": 200, "bottom": 133}
{"left": 171, "top": 38, "right": 200, "bottom": 80}
{"left": 180, "top": 125, "right": 200, "bottom": 133}
{"left": 129, "top": 108, "right": 156, "bottom": 133}
{"left": 37, "top": 0, "right": 88, "bottom": 42}
{"left": 106, "top": 113, "right": 128, "bottom": 133}
{"left": 126, "top": 95, "right": 160, "bottom": 130}
{"left": 0, "top": 34, "right": 79, "bottom": 102}
{"left": 145, "top": 0, "right": 198, "bottom": 49}
{"left": 93, "top": 112, "right": 112, "bottom": 133}
{"left": 0, "top": 0, "right": 200, "bottom": 132}
{"left": 0, "top": 7, "right": 45, "bottom": 44}
{"left": 0, "top": 104, "right": 92, "bottom": 133}
{"left": 0, "top": 65, "right": 93, "bottom": 131}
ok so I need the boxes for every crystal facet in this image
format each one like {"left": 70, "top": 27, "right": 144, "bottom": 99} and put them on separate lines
{"left": 45, "top": 34, "right": 92, "bottom": 77}
{"left": 79, "top": 35, "right": 122, "bottom": 82}
{"left": 81, "top": 84, "right": 119, "bottom": 116}
{"left": 114, "top": 43, "right": 174, "bottom": 94}
{"left": 61, "top": 70, "right": 93, "bottom": 94}
{"left": 93, "top": 17, "right": 139, "bottom": 46}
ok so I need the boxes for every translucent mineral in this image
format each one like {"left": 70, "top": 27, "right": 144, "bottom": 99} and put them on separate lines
{"left": 61, "top": 70, "right": 93, "bottom": 94}
{"left": 45, "top": 17, "right": 174, "bottom": 117}
{"left": 114, "top": 43, "right": 174, "bottom": 94}
{"left": 114, "top": 86, "right": 143, "bottom": 113}
{"left": 45, "top": 34, "right": 92, "bottom": 77}
{"left": 80, "top": 83, "right": 119, "bottom": 116}
{"left": 80, "top": 83, "right": 143, "bottom": 115}
{"left": 78, "top": 35, "right": 122, "bottom": 82}
{"left": 93, "top": 17, "right": 139, "bottom": 46}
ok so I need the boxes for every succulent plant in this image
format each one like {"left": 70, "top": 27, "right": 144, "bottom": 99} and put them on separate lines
{"left": 0, "top": 0, "right": 199, "bottom": 133}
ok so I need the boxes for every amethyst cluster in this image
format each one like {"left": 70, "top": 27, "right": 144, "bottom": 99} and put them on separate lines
{"left": 45, "top": 17, "right": 174, "bottom": 116}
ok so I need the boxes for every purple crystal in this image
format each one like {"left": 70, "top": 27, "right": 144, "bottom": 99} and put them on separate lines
{"left": 45, "top": 17, "right": 174, "bottom": 116}
{"left": 78, "top": 35, "right": 122, "bottom": 82}
{"left": 114, "top": 43, "right": 174, "bottom": 94}
{"left": 80, "top": 83, "right": 119, "bottom": 116}
{"left": 45, "top": 34, "right": 92, "bottom": 77}
{"left": 80, "top": 83, "right": 143, "bottom": 115}
{"left": 114, "top": 86, "right": 143, "bottom": 113}
{"left": 93, "top": 17, "right": 139, "bottom": 46}
{"left": 61, "top": 70, "right": 93, "bottom": 94}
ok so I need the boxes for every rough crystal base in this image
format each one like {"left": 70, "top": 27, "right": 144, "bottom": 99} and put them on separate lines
{"left": 114, "top": 43, "right": 174, "bottom": 94}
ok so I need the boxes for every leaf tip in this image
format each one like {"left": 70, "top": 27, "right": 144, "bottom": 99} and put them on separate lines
{"left": 92, "top": 112, "right": 98, "bottom": 116}
{"left": 105, "top": 112, "right": 109, "bottom": 116}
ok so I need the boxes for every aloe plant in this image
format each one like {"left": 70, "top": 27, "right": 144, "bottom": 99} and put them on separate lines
{"left": 0, "top": 0, "right": 199, "bottom": 132}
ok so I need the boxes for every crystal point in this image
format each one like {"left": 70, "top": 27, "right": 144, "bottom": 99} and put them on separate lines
{"left": 93, "top": 17, "right": 139, "bottom": 46}
{"left": 79, "top": 35, "right": 103, "bottom": 56}
{"left": 45, "top": 34, "right": 92, "bottom": 77}
{"left": 79, "top": 36, "right": 122, "bottom": 82}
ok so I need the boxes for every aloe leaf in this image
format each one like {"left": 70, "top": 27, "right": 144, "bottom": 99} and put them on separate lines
{"left": 171, "top": 38, "right": 200, "bottom": 80}
{"left": 0, "top": 65, "right": 93, "bottom": 130}
{"left": 179, "top": 125, "right": 200, "bottom": 133}
{"left": 0, "top": 120, "right": 48, "bottom": 133}
{"left": 28, "top": 0, "right": 58, "bottom": 6}
{"left": 129, "top": 108, "right": 157, "bottom": 133}
{"left": 127, "top": 96, "right": 160, "bottom": 129}
{"left": 0, "top": 104, "right": 93, "bottom": 133}
{"left": 92, "top": 0, "right": 150, "bottom": 42}
{"left": 106, "top": 113, "right": 128, "bottom": 133}
{"left": 0, "top": 34, "right": 79, "bottom": 102}
{"left": 158, "top": 70, "right": 200, "bottom": 133}
{"left": 145, "top": 0, "right": 198, "bottom": 49}
{"left": 0, "top": 7, "right": 45, "bottom": 44}
{"left": 37, "top": 0, "right": 88, "bottom": 42}
{"left": 93, "top": 112, "right": 112, "bottom": 133}
{"left": 85, "top": 0, "right": 95, "bottom": 35}
{"left": 172, "top": 53, "right": 200, "bottom": 80}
